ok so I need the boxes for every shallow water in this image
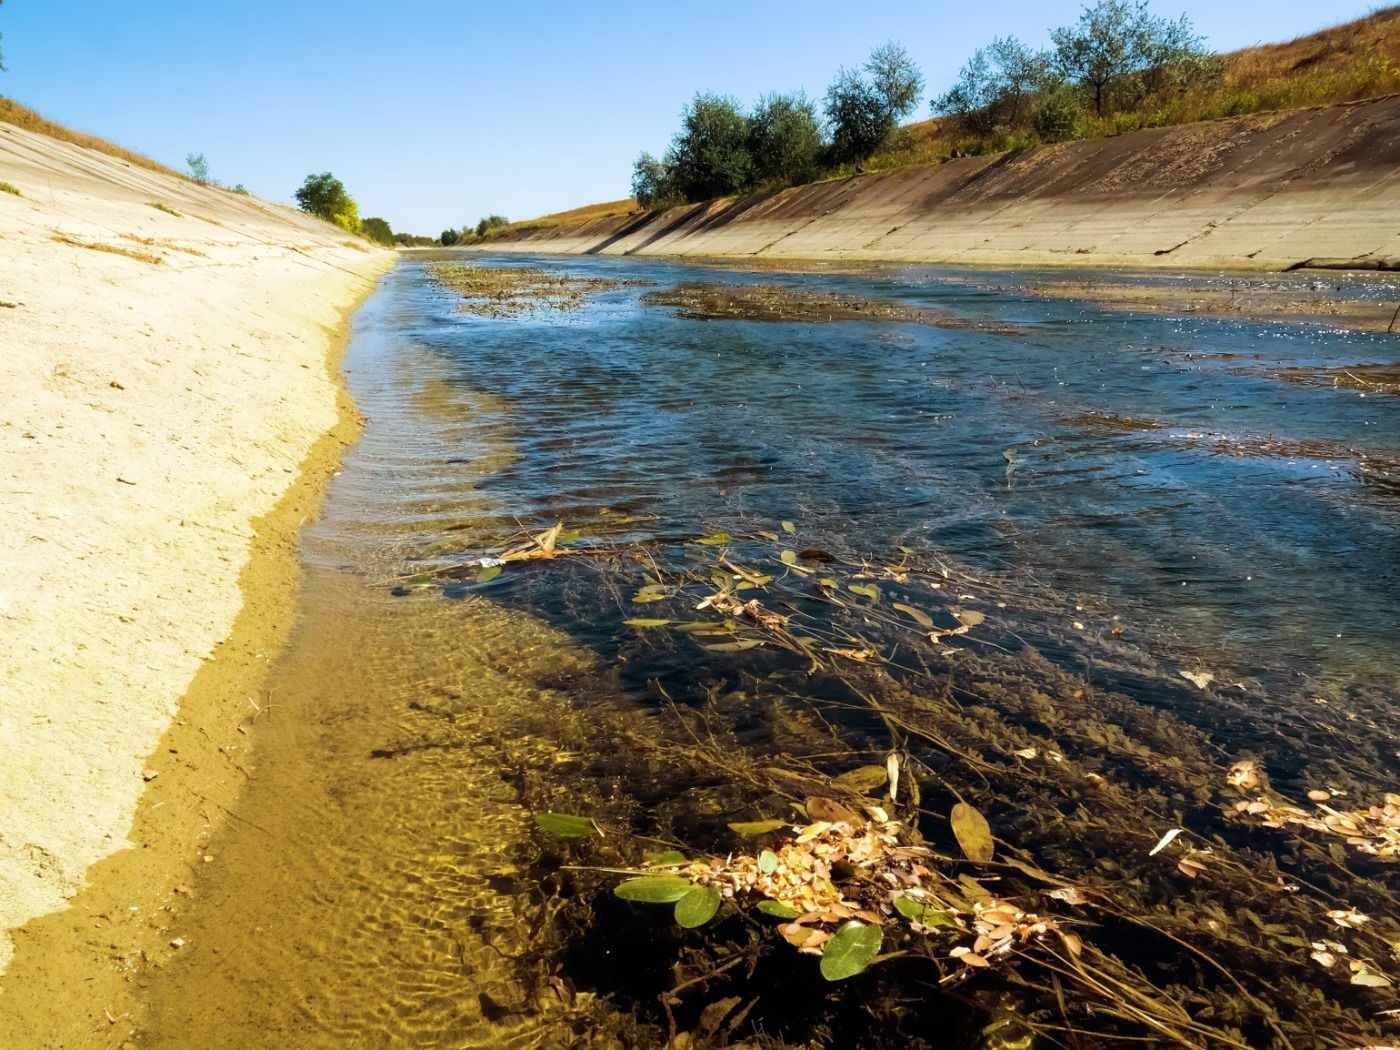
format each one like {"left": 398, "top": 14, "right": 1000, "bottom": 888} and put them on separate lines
{"left": 136, "top": 256, "right": 1400, "bottom": 1047}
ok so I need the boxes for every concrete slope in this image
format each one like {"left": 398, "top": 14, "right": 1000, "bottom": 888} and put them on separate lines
{"left": 483, "top": 96, "right": 1400, "bottom": 270}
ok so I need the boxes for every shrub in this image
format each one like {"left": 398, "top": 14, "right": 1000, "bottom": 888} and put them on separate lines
{"left": 669, "top": 93, "right": 756, "bottom": 201}
{"left": 749, "top": 92, "right": 823, "bottom": 186}
{"left": 475, "top": 214, "right": 508, "bottom": 238}
{"left": 361, "top": 216, "right": 394, "bottom": 246}
{"left": 185, "top": 153, "right": 211, "bottom": 184}
{"left": 1033, "top": 83, "right": 1085, "bottom": 140}
{"left": 440, "top": 228, "right": 460, "bottom": 247}
{"left": 294, "top": 172, "right": 361, "bottom": 233}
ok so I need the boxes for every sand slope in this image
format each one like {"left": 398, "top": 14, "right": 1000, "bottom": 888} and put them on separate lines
{"left": 482, "top": 95, "right": 1400, "bottom": 269}
{"left": 0, "top": 120, "right": 392, "bottom": 975}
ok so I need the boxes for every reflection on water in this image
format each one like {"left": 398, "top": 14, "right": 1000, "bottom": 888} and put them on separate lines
{"left": 138, "top": 256, "right": 1399, "bottom": 1047}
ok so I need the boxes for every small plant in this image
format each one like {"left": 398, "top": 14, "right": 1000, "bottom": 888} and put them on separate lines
{"left": 185, "top": 153, "right": 211, "bottom": 183}
{"left": 146, "top": 201, "right": 181, "bottom": 217}
{"left": 0, "top": 181, "right": 20, "bottom": 196}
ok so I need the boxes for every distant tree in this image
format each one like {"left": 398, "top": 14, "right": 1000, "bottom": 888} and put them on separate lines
{"left": 475, "top": 214, "right": 509, "bottom": 238}
{"left": 294, "top": 172, "right": 361, "bottom": 232}
{"left": 231, "top": 183, "right": 250, "bottom": 195}
{"left": 440, "top": 228, "right": 460, "bottom": 246}
{"left": 631, "top": 151, "right": 680, "bottom": 209}
{"left": 935, "top": 37, "right": 1052, "bottom": 133}
{"left": 185, "top": 153, "right": 211, "bottom": 183}
{"left": 361, "top": 216, "right": 394, "bottom": 246}
{"left": 748, "top": 92, "right": 823, "bottom": 186}
{"left": 1051, "top": 0, "right": 1211, "bottom": 116}
{"left": 668, "top": 93, "right": 755, "bottom": 202}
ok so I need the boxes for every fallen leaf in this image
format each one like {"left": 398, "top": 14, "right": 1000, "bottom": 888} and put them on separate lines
{"left": 1147, "top": 828, "right": 1182, "bottom": 856}
{"left": 819, "top": 922, "right": 883, "bottom": 981}
{"left": 951, "top": 802, "right": 995, "bottom": 862}
{"left": 1181, "top": 670, "right": 1214, "bottom": 690}
{"left": 892, "top": 602, "right": 934, "bottom": 627}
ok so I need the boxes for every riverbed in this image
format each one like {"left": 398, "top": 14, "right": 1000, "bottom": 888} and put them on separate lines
{"left": 133, "top": 255, "right": 1399, "bottom": 1048}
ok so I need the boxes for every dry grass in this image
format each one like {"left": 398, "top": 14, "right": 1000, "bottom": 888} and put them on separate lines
{"left": 0, "top": 180, "right": 20, "bottom": 196}
{"left": 119, "top": 233, "right": 207, "bottom": 258}
{"left": 1, "top": 96, "right": 179, "bottom": 177}
{"left": 485, "top": 198, "right": 639, "bottom": 239}
{"left": 146, "top": 201, "right": 181, "bottom": 217}
{"left": 52, "top": 233, "right": 163, "bottom": 265}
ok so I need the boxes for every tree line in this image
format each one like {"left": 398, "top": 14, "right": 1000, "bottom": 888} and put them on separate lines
{"left": 633, "top": 0, "right": 1216, "bottom": 210}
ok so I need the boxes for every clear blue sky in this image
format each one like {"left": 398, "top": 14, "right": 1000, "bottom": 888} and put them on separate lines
{"left": 0, "top": 1, "right": 1379, "bottom": 233}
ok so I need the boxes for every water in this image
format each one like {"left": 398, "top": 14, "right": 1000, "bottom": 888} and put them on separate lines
{"left": 136, "top": 255, "right": 1400, "bottom": 1048}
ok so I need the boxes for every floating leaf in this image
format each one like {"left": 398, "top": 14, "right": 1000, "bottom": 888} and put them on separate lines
{"left": 950, "top": 802, "right": 995, "bottom": 862}
{"left": 614, "top": 876, "right": 695, "bottom": 903}
{"left": 728, "top": 819, "right": 788, "bottom": 837}
{"left": 644, "top": 850, "right": 687, "bottom": 865}
{"left": 893, "top": 896, "right": 954, "bottom": 927}
{"left": 674, "top": 884, "right": 722, "bottom": 928}
{"left": 632, "top": 584, "right": 678, "bottom": 603}
{"left": 820, "top": 922, "right": 883, "bottom": 981}
{"left": 953, "top": 608, "right": 984, "bottom": 628}
{"left": 476, "top": 564, "right": 502, "bottom": 583}
{"left": 696, "top": 532, "right": 732, "bottom": 546}
{"left": 780, "top": 550, "right": 799, "bottom": 565}
{"left": 832, "top": 765, "right": 888, "bottom": 795}
{"left": 1181, "top": 670, "right": 1214, "bottom": 690}
{"left": 781, "top": 520, "right": 796, "bottom": 534}
{"left": 807, "top": 796, "right": 863, "bottom": 825}
{"left": 673, "top": 620, "right": 733, "bottom": 634}
{"left": 1147, "top": 828, "right": 1182, "bottom": 856}
{"left": 623, "top": 618, "right": 672, "bottom": 627}
{"left": 847, "top": 583, "right": 881, "bottom": 602}
{"left": 704, "top": 639, "right": 763, "bottom": 652}
{"left": 757, "top": 900, "right": 800, "bottom": 918}
{"left": 892, "top": 602, "right": 934, "bottom": 627}
{"left": 533, "top": 812, "right": 597, "bottom": 838}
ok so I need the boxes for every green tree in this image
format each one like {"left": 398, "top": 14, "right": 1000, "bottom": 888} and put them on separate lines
{"left": 475, "top": 214, "right": 508, "bottom": 238}
{"left": 361, "top": 216, "right": 394, "bottom": 246}
{"left": 631, "top": 151, "right": 680, "bottom": 209}
{"left": 864, "top": 42, "right": 925, "bottom": 125}
{"left": 294, "top": 172, "right": 360, "bottom": 231}
{"left": 440, "top": 228, "right": 460, "bottom": 246}
{"left": 1051, "top": 0, "right": 1211, "bottom": 116}
{"left": 185, "top": 153, "right": 211, "bottom": 183}
{"left": 824, "top": 67, "right": 890, "bottom": 164}
{"left": 748, "top": 92, "right": 822, "bottom": 186}
{"left": 668, "top": 93, "right": 755, "bottom": 202}
{"left": 935, "top": 37, "right": 1052, "bottom": 134}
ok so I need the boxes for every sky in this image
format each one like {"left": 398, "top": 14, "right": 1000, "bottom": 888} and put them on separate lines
{"left": 0, "top": 1, "right": 1380, "bottom": 233}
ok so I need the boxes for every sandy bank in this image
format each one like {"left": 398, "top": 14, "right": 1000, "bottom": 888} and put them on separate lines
{"left": 480, "top": 95, "right": 1400, "bottom": 271}
{"left": 0, "top": 118, "right": 393, "bottom": 990}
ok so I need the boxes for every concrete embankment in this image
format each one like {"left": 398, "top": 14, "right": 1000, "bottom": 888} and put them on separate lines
{"left": 483, "top": 95, "right": 1400, "bottom": 270}
{"left": 0, "top": 116, "right": 392, "bottom": 1004}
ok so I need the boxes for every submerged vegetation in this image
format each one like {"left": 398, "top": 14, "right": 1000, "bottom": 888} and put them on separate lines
{"left": 426, "top": 263, "right": 630, "bottom": 316}
{"left": 384, "top": 499, "right": 1400, "bottom": 1048}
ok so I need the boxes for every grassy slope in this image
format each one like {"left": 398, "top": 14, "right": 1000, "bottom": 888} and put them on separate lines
{"left": 0, "top": 96, "right": 182, "bottom": 177}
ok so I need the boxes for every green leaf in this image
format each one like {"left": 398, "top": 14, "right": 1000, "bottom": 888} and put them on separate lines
{"left": 847, "top": 583, "right": 880, "bottom": 603}
{"left": 614, "top": 876, "right": 695, "bottom": 903}
{"left": 623, "top": 618, "right": 673, "bottom": 627}
{"left": 704, "top": 639, "right": 763, "bottom": 652}
{"left": 820, "top": 922, "right": 883, "bottom": 981}
{"left": 476, "top": 564, "right": 502, "bottom": 583}
{"left": 728, "top": 819, "right": 788, "bottom": 837}
{"left": 893, "top": 896, "right": 955, "bottom": 927}
{"left": 758, "top": 849, "right": 779, "bottom": 874}
{"left": 644, "top": 849, "right": 688, "bottom": 866}
{"left": 674, "top": 884, "right": 721, "bottom": 928}
{"left": 832, "top": 765, "right": 888, "bottom": 795}
{"left": 696, "top": 532, "right": 732, "bottom": 546}
{"left": 892, "top": 602, "right": 934, "bottom": 628}
{"left": 632, "top": 584, "right": 678, "bottom": 603}
{"left": 951, "top": 802, "right": 995, "bottom": 862}
{"left": 756, "top": 900, "right": 801, "bottom": 918}
{"left": 673, "top": 621, "right": 732, "bottom": 634}
{"left": 781, "top": 520, "right": 796, "bottom": 534}
{"left": 533, "top": 812, "right": 597, "bottom": 838}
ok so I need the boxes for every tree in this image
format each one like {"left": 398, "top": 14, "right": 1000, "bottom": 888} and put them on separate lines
{"left": 864, "top": 42, "right": 924, "bottom": 125}
{"left": 825, "top": 44, "right": 924, "bottom": 165}
{"left": 475, "top": 214, "right": 508, "bottom": 238}
{"left": 440, "top": 228, "right": 460, "bottom": 246}
{"left": 631, "top": 151, "right": 680, "bottom": 210}
{"left": 824, "top": 67, "right": 891, "bottom": 165}
{"left": 934, "top": 37, "right": 1052, "bottom": 133}
{"left": 361, "top": 216, "right": 393, "bottom": 246}
{"left": 1050, "top": 0, "right": 1210, "bottom": 116}
{"left": 294, "top": 172, "right": 361, "bottom": 233}
{"left": 185, "top": 153, "right": 211, "bottom": 183}
{"left": 668, "top": 93, "right": 756, "bottom": 202}
{"left": 748, "top": 92, "right": 822, "bottom": 186}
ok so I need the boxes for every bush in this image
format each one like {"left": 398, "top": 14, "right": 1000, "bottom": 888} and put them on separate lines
{"left": 185, "top": 153, "right": 211, "bottom": 184}
{"left": 440, "top": 228, "right": 460, "bottom": 247}
{"left": 669, "top": 94, "right": 756, "bottom": 201}
{"left": 475, "top": 214, "right": 508, "bottom": 238}
{"left": 631, "top": 151, "right": 681, "bottom": 209}
{"left": 294, "top": 172, "right": 361, "bottom": 233}
{"left": 361, "top": 216, "right": 394, "bottom": 246}
{"left": 1033, "top": 83, "right": 1084, "bottom": 140}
